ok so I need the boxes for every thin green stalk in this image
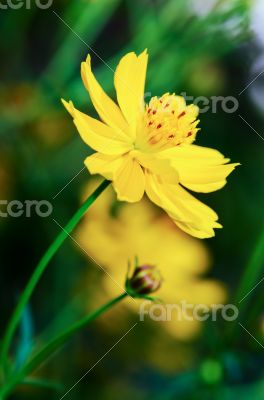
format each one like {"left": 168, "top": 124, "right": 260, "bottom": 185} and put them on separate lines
{"left": 0, "top": 179, "right": 110, "bottom": 372}
{"left": 0, "top": 293, "right": 127, "bottom": 398}
{"left": 234, "top": 227, "right": 264, "bottom": 311}
{"left": 226, "top": 227, "right": 264, "bottom": 343}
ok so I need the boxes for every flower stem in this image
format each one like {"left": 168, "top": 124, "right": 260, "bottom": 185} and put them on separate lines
{"left": 234, "top": 227, "right": 264, "bottom": 312}
{"left": 0, "top": 293, "right": 127, "bottom": 398}
{"left": 226, "top": 227, "right": 264, "bottom": 343}
{"left": 0, "top": 179, "right": 110, "bottom": 373}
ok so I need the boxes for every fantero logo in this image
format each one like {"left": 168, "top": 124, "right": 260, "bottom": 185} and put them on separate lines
{"left": 0, "top": 200, "right": 53, "bottom": 218}
{"left": 0, "top": 0, "right": 53, "bottom": 9}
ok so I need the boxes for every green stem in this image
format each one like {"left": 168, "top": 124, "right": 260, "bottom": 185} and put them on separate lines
{"left": 234, "top": 227, "right": 264, "bottom": 311}
{"left": 0, "top": 293, "right": 127, "bottom": 398}
{"left": 226, "top": 227, "right": 264, "bottom": 343}
{"left": 0, "top": 179, "right": 110, "bottom": 372}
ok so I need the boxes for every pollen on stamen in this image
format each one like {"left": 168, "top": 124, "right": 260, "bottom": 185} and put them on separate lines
{"left": 144, "top": 93, "right": 199, "bottom": 150}
{"left": 178, "top": 111, "right": 186, "bottom": 119}
{"left": 149, "top": 136, "right": 158, "bottom": 145}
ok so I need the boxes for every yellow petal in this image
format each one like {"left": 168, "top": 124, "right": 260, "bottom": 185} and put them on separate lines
{"left": 85, "top": 153, "right": 124, "bottom": 181}
{"left": 62, "top": 99, "right": 132, "bottom": 155}
{"left": 161, "top": 144, "right": 228, "bottom": 165}
{"left": 131, "top": 150, "right": 179, "bottom": 184}
{"left": 112, "top": 156, "right": 145, "bottom": 202}
{"left": 160, "top": 144, "right": 239, "bottom": 193}
{"left": 145, "top": 172, "right": 221, "bottom": 238}
{"left": 114, "top": 50, "right": 148, "bottom": 136}
{"left": 178, "top": 163, "right": 239, "bottom": 193}
{"left": 81, "top": 55, "right": 129, "bottom": 135}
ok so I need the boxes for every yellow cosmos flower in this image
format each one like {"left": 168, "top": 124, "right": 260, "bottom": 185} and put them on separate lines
{"left": 63, "top": 50, "right": 239, "bottom": 238}
{"left": 76, "top": 180, "right": 227, "bottom": 341}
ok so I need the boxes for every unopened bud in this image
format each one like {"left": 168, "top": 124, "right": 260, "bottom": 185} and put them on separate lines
{"left": 126, "top": 264, "right": 162, "bottom": 297}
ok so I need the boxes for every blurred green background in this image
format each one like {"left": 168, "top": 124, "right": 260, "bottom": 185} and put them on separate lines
{"left": 1, "top": 0, "right": 264, "bottom": 399}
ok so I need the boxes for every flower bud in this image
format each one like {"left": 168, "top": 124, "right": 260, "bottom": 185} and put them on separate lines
{"left": 126, "top": 264, "right": 162, "bottom": 296}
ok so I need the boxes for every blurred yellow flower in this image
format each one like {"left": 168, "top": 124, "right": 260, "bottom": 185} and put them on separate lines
{"left": 77, "top": 179, "right": 227, "bottom": 341}
{"left": 63, "top": 50, "right": 239, "bottom": 238}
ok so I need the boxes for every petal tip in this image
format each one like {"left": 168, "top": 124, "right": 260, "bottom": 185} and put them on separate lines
{"left": 61, "top": 99, "right": 75, "bottom": 116}
{"left": 81, "top": 55, "right": 91, "bottom": 74}
{"left": 86, "top": 54, "right": 91, "bottom": 64}
{"left": 140, "top": 48, "right": 148, "bottom": 56}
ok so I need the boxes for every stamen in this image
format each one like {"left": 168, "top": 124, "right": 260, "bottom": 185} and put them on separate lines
{"left": 178, "top": 111, "right": 186, "bottom": 119}
{"left": 149, "top": 134, "right": 163, "bottom": 145}
{"left": 142, "top": 93, "right": 199, "bottom": 151}
{"left": 149, "top": 137, "right": 158, "bottom": 144}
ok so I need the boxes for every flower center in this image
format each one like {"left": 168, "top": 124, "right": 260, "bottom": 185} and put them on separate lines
{"left": 135, "top": 93, "right": 200, "bottom": 152}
